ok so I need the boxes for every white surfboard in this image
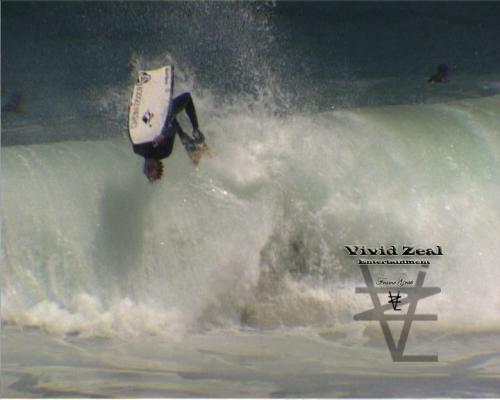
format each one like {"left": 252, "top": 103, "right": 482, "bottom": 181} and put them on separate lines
{"left": 128, "top": 66, "right": 174, "bottom": 145}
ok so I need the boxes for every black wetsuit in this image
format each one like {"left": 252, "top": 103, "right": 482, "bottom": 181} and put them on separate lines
{"left": 132, "top": 92, "right": 199, "bottom": 160}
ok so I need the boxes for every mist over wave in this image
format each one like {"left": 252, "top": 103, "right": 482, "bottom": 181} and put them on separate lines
{"left": 2, "top": 2, "right": 500, "bottom": 145}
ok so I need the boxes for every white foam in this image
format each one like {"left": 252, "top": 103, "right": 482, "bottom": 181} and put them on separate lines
{"left": 2, "top": 95, "right": 500, "bottom": 337}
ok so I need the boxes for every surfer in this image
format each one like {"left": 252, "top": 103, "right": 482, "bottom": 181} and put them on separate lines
{"left": 428, "top": 64, "right": 449, "bottom": 83}
{"left": 2, "top": 92, "right": 22, "bottom": 113}
{"left": 132, "top": 92, "right": 205, "bottom": 182}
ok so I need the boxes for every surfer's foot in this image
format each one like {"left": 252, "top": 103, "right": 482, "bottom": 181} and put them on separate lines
{"left": 181, "top": 135, "right": 197, "bottom": 152}
{"left": 192, "top": 128, "right": 205, "bottom": 144}
{"left": 185, "top": 142, "right": 197, "bottom": 152}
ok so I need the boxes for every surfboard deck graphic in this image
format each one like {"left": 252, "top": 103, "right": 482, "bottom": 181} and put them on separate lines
{"left": 128, "top": 66, "right": 173, "bottom": 145}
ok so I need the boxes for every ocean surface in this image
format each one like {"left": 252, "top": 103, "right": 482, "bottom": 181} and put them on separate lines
{"left": 2, "top": 2, "right": 500, "bottom": 397}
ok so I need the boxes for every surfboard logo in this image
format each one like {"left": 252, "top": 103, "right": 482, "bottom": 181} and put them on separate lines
{"left": 142, "top": 110, "right": 154, "bottom": 127}
{"left": 136, "top": 72, "right": 151, "bottom": 85}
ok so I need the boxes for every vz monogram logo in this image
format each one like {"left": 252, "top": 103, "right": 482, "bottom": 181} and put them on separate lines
{"left": 388, "top": 291, "right": 402, "bottom": 311}
{"left": 354, "top": 266, "right": 441, "bottom": 362}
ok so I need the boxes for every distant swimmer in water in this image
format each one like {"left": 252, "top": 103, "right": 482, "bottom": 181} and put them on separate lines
{"left": 132, "top": 92, "right": 205, "bottom": 182}
{"left": 428, "top": 64, "right": 449, "bottom": 83}
{"left": 2, "top": 92, "right": 22, "bottom": 113}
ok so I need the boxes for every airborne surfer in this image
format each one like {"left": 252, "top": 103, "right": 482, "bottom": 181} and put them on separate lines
{"left": 132, "top": 92, "right": 206, "bottom": 182}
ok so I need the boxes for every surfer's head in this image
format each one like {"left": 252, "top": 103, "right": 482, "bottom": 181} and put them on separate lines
{"left": 143, "top": 158, "right": 164, "bottom": 182}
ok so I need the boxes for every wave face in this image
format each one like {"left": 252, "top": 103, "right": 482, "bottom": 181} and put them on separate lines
{"left": 3, "top": 94, "right": 500, "bottom": 338}
{"left": 2, "top": 2, "right": 500, "bottom": 145}
{"left": 2, "top": 2, "right": 500, "bottom": 339}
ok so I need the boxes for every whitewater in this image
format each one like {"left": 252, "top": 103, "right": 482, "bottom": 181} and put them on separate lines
{"left": 3, "top": 91, "right": 500, "bottom": 396}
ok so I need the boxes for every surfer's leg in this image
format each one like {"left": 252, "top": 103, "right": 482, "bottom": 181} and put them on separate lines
{"left": 172, "top": 118, "right": 196, "bottom": 152}
{"left": 171, "top": 93, "right": 205, "bottom": 144}
{"left": 172, "top": 92, "right": 199, "bottom": 130}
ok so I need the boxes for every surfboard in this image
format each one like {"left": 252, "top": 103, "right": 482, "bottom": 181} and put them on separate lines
{"left": 128, "top": 66, "right": 174, "bottom": 145}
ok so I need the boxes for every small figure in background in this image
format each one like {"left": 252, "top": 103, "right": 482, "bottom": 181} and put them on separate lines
{"left": 2, "top": 92, "right": 22, "bottom": 113}
{"left": 428, "top": 64, "right": 449, "bottom": 83}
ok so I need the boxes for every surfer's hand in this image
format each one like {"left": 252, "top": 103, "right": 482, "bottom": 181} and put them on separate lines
{"left": 153, "top": 134, "right": 165, "bottom": 145}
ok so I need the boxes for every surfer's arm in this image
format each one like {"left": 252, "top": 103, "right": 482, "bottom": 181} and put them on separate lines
{"left": 152, "top": 118, "right": 177, "bottom": 147}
